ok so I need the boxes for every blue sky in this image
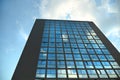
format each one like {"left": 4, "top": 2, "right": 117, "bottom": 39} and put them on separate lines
{"left": 0, "top": 0, "right": 120, "bottom": 80}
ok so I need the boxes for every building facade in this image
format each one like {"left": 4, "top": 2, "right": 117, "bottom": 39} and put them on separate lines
{"left": 12, "top": 19, "right": 120, "bottom": 80}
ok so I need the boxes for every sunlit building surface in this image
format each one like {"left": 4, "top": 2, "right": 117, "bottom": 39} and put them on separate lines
{"left": 12, "top": 19, "right": 120, "bottom": 80}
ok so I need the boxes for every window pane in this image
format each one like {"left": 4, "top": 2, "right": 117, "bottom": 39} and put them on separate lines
{"left": 36, "top": 69, "right": 45, "bottom": 78}
{"left": 38, "top": 60, "right": 46, "bottom": 68}
{"left": 84, "top": 61, "right": 94, "bottom": 68}
{"left": 90, "top": 55, "right": 98, "bottom": 60}
{"left": 58, "top": 69, "right": 66, "bottom": 78}
{"left": 47, "top": 69, "right": 56, "bottom": 78}
{"left": 115, "top": 70, "right": 120, "bottom": 77}
{"left": 68, "top": 69, "right": 77, "bottom": 78}
{"left": 78, "top": 70, "right": 88, "bottom": 78}
{"left": 97, "top": 70, "right": 108, "bottom": 78}
{"left": 110, "top": 62, "right": 120, "bottom": 68}
{"left": 98, "top": 55, "right": 107, "bottom": 60}
{"left": 106, "top": 70, "right": 117, "bottom": 78}
{"left": 73, "top": 54, "right": 81, "bottom": 60}
{"left": 106, "top": 55, "right": 115, "bottom": 61}
{"left": 39, "top": 53, "right": 47, "bottom": 59}
{"left": 65, "top": 54, "right": 73, "bottom": 60}
{"left": 102, "top": 62, "right": 111, "bottom": 68}
{"left": 57, "top": 54, "right": 64, "bottom": 60}
{"left": 82, "top": 55, "right": 90, "bottom": 60}
{"left": 57, "top": 61, "right": 65, "bottom": 68}
{"left": 47, "top": 61, "right": 56, "bottom": 68}
{"left": 87, "top": 70, "right": 98, "bottom": 78}
{"left": 76, "top": 61, "right": 84, "bottom": 68}
{"left": 48, "top": 53, "right": 55, "bottom": 60}
{"left": 67, "top": 61, "right": 75, "bottom": 68}
{"left": 93, "top": 62, "right": 103, "bottom": 68}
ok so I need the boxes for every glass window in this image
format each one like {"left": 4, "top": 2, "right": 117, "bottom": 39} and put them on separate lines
{"left": 64, "top": 48, "right": 71, "bottom": 53}
{"left": 98, "top": 43, "right": 106, "bottom": 48}
{"left": 68, "top": 69, "right": 77, "bottom": 78}
{"left": 67, "top": 61, "right": 75, "bottom": 68}
{"left": 57, "top": 54, "right": 64, "bottom": 60}
{"left": 85, "top": 44, "right": 92, "bottom": 48}
{"left": 92, "top": 44, "right": 99, "bottom": 48}
{"left": 90, "top": 55, "right": 98, "bottom": 60}
{"left": 76, "top": 61, "right": 84, "bottom": 68}
{"left": 48, "top": 53, "right": 55, "bottom": 60}
{"left": 87, "top": 49, "right": 95, "bottom": 54}
{"left": 70, "top": 39, "right": 76, "bottom": 43}
{"left": 78, "top": 44, "right": 85, "bottom": 48}
{"left": 56, "top": 38, "right": 62, "bottom": 42}
{"left": 83, "top": 39, "right": 89, "bottom": 43}
{"left": 115, "top": 70, "right": 120, "bottom": 77}
{"left": 87, "top": 70, "right": 98, "bottom": 78}
{"left": 49, "top": 42, "right": 55, "bottom": 47}
{"left": 41, "top": 42, "right": 48, "bottom": 47}
{"left": 58, "top": 69, "right": 66, "bottom": 78}
{"left": 47, "top": 61, "right": 56, "bottom": 68}
{"left": 39, "top": 53, "right": 47, "bottom": 59}
{"left": 96, "top": 40, "right": 102, "bottom": 43}
{"left": 40, "top": 48, "right": 47, "bottom": 52}
{"left": 71, "top": 43, "right": 77, "bottom": 48}
{"left": 106, "top": 55, "right": 115, "bottom": 61}
{"left": 57, "top": 61, "right": 65, "bottom": 68}
{"left": 73, "top": 54, "right": 81, "bottom": 60}
{"left": 36, "top": 69, "right": 45, "bottom": 78}
{"left": 48, "top": 48, "right": 55, "bottom": 52}
{"left": 69, "top": 35, "right": 74, "bottom": 38}
{"left": 93, "top": 62, "right": 103, "bottom": 68}
{"left": 49, "top": 38, "right": 55, "bottom": 42}
{"left": 110, "top": 62, "right": 120, "bottom": 68}
{"left": 98, "top": 55, "right": 107, "bottom": 60}
{"left": 91, "top": 32, "right": 96, "bottom": 35}
{"left": 77, "top": 70, "right": 88, "bottom": 78}
{"left": 82, "top": 55, "right": 90, "bottom": 60}
{"left": 65, "top": 54, "right": 73, "bottom": 60}
{"left": 95, "top": 49, "right": 103, "bottom": 54}
{"left": 76, "top": 39, "right": 83, "bottom": 43}
{"left": 64, "top": 42, "right": 70, "bottom": 47}
{"left": 102, "top": 49, "right": 110, "bottom": 54}
{"left": 89, "top": 40, "right": 96, "bottom": 43}
{"left": 106, "top": 70, "right": 117, "bottom": 78}
{"left": 84, "top": 61, "right": 94, "bottom": 68}
{"left": 102, "top": 62, "right": 111, "bottom": 68}
{"left": 75, "top": 34, "right": 80, "bottom": 38}
{"left": 87, "top": 36, "right": 93, "bottom": 39}
{"left": 79, "top": 31, "right": 85, "bottom": 35}
{"left": 97, "top": 70, "right": 108, "bottom": 78}
{"left": 56, "top": 48, "right": 63, "bottom": 53}
{"left": 47, "top": 69, "right": 56, "bottom": 78}
{"left": 93, "top": 35, "right": 99, "bottom": 39}
{"left": 72, "top": 48, "right": 79, "bottom": 53}
{"left": 42, "top": 38, "right": 48, "bottom": 43}
{"left": 81, "top": 36, "right": 87, "bottom": 39}
{"left": 38, "top": 60, "right": 46, "bottom": 68}
{"left": 56, "top": 42, "right": 62, "bottom": 47}
{"left": 80, "top": 49, "right": 87, "bottom": 54}
{"left": 56, "top": 34, "right": 61, "bottom": 38}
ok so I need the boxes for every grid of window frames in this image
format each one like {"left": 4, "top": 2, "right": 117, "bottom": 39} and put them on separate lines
{"left": 35, "top": 20, "right": 120, "bottom": 79}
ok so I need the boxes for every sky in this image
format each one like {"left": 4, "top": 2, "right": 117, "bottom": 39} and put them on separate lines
{"left": 0, "top": 0, "right": 120, "bottom": 80}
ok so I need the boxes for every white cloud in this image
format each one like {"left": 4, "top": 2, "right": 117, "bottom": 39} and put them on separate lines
{"left": 106, "top": 28, "right": 120, "bottom": 52}
{"left": 19, "top": 28, "right": 28, "bottom": 41}
{"left": 34, "top": 0, "right": 120, "bottom": 51}
{"left": 16, "top": 20, "right": 28, "bottom": 41}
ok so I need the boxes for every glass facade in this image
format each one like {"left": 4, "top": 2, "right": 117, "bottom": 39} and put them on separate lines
{"left": 35, "top": 20, "right": 120, "bottom": 79}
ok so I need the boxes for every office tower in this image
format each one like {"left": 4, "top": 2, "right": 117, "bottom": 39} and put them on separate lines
{"left": 12, "top": 19, "right": 120, "bottom": 80}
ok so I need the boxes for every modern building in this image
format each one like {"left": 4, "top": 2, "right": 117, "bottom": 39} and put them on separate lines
{"left": 12, "top": 19, "right": 120, "bottom": 80}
